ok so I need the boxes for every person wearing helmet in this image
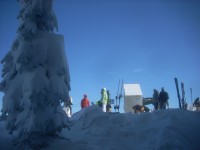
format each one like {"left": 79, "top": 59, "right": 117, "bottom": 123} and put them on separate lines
{"left": 101, "top": 88, "right": 108, "bottom": 112}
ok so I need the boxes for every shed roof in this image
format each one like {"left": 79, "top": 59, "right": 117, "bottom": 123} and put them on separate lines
{"left": 123, "top": 84, "right": 142, "bottom": 96}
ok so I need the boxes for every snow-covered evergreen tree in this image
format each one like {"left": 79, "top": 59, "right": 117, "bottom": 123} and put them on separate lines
{"left": 0, "top": 0, "right": 71, "bottom": 148}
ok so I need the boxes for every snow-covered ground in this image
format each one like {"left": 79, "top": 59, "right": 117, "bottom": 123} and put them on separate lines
{"left": 0, "top": 105, "right": 200, "bottom": 150}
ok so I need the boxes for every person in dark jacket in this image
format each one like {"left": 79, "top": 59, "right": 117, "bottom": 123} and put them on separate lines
{"left": 193, "top": 97, "right": 200, "bottom": 107}
{"left": 81, "top": 94, "right": 90, "bottom": 109}
{"left": 153, "top": 89, "right": 159, "bottom": 110}
{"left": 193, "top": 97, "right": 200, "bottom": 111}
{"left": 106, "top": 90, "right": 112, "bottom": 112}
{"left": 158, "top": 87, "right": 169, "bottom": 109}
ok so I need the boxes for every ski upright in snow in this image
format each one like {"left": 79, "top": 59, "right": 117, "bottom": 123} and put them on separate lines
{"left": 181, "top": 82, "right": 187, "bottom": 109}
{"left": 114, "top": 79, "right": 123, "bottom": 113}
{"left": 174, "top": 78, "right": 182, "bottom": 109}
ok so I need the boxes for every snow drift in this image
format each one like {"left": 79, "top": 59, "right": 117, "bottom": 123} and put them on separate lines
{"left": 1, "top": 105, "right": 200, "bottom": 150}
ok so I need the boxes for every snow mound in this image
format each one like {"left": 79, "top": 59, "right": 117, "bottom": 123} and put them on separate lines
{"left": 1, "top": 106, "right": 200, "bottom": 150}
{"left": 46, "top": 106, "right": 200, "bottom": 150}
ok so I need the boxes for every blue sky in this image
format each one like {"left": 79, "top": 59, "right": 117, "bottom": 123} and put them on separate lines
{"left": 0, "top": 0, "right": 200, "bottom": 113}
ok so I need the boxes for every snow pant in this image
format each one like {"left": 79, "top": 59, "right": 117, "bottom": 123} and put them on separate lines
{"left": 106, "top": 105, "right": 112, "bottom": 112}
{"left": 160, "top": 101, "right": 168, "bottom": 109}
{"left": 154, "top": 101, "right": 159, "bottom": 110}
{"left": 69, "top": 105, "right": 72, "bottom": 116}
{"left": 102, "top": 104, "right": 106, "bottom": 112}
{"left": 63, "top": 106, "right": 71, "bottom": 117}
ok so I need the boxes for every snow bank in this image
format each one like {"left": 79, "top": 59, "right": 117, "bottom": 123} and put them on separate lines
{"left": 47, "top": 106, "right": 200, "bottom": 150}
{"left": 1, "top": 106, "right": 200, "bottom": 150}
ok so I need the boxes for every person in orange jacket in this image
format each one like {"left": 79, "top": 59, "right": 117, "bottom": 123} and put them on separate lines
{"left": 81, "top": 94, "right": 90, "bottom": 109}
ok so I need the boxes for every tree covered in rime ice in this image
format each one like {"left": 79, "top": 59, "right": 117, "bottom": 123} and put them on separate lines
{"left": 0, "top": 0, "right": 71, "bottom": 148}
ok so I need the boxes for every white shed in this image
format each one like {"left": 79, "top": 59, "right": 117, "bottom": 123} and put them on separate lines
{"left": 123, "top": 84, "right": 143, "bottom": 113}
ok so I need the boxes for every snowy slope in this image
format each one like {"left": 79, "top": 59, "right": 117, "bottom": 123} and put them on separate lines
{"left": 1, "top": 105, "right": 200, "bottom": 150}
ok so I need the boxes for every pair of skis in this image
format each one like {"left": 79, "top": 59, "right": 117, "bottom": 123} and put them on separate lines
{"left": 114, "top": 79, "right": 123, "bottom": 113}
{"left": 174, "top": 78, "right": 187, "bottom": 109}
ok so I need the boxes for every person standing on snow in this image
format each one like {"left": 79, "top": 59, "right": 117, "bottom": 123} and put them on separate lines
{"left": 69, "top": 96, "right": 73, "bottom": 116}
{"left": 106, "top": 90, "right": 112, "bottom": 112}
{"left": 101, "top": 88, "right": 108, "bottom": 112}
{"left": 158, "top": 87, "right": 169, "bottom": 109}
{"left": 81, "top": 94, "right": 90, "bottom": 109}
{"left": 63, "top": 96, "right": 73, "bottom": 117}
{"left": 153, "top": 89, "right": 159, "bottom": 110}
{"left": 193, "top": 97, "right": 200, "bottom": 111}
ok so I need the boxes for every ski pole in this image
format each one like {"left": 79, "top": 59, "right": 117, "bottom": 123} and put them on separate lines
{"left": 174, "top": 78, "right": 182, "bottom": 109}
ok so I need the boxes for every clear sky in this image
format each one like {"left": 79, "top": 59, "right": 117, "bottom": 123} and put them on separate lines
{"left": 0, "top": 0, "right": 200, "bottom": 113}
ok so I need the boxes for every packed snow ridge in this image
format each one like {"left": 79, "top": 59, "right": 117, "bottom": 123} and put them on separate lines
{"left": 1, "top": 105, "right": 200, "bottom": 150}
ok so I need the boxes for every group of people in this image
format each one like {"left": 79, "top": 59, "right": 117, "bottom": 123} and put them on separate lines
{"left": 81, "top": 88, "right": 112, "bottom": 113}
{"left": 153, "top": 87, "right": 169, "bottom": 110}
{"left": 67, "top": 87, "right": 169, "bottom": 116}
{"left": 63, "top": 87, "right": 111, "bottom": 117}
{"left": 64, "top": 87, "right": 199, "bottom": 117}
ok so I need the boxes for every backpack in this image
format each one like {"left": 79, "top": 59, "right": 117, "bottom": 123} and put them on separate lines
{"left": 96, "top": 100, "right": 102, "bottom": 108}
